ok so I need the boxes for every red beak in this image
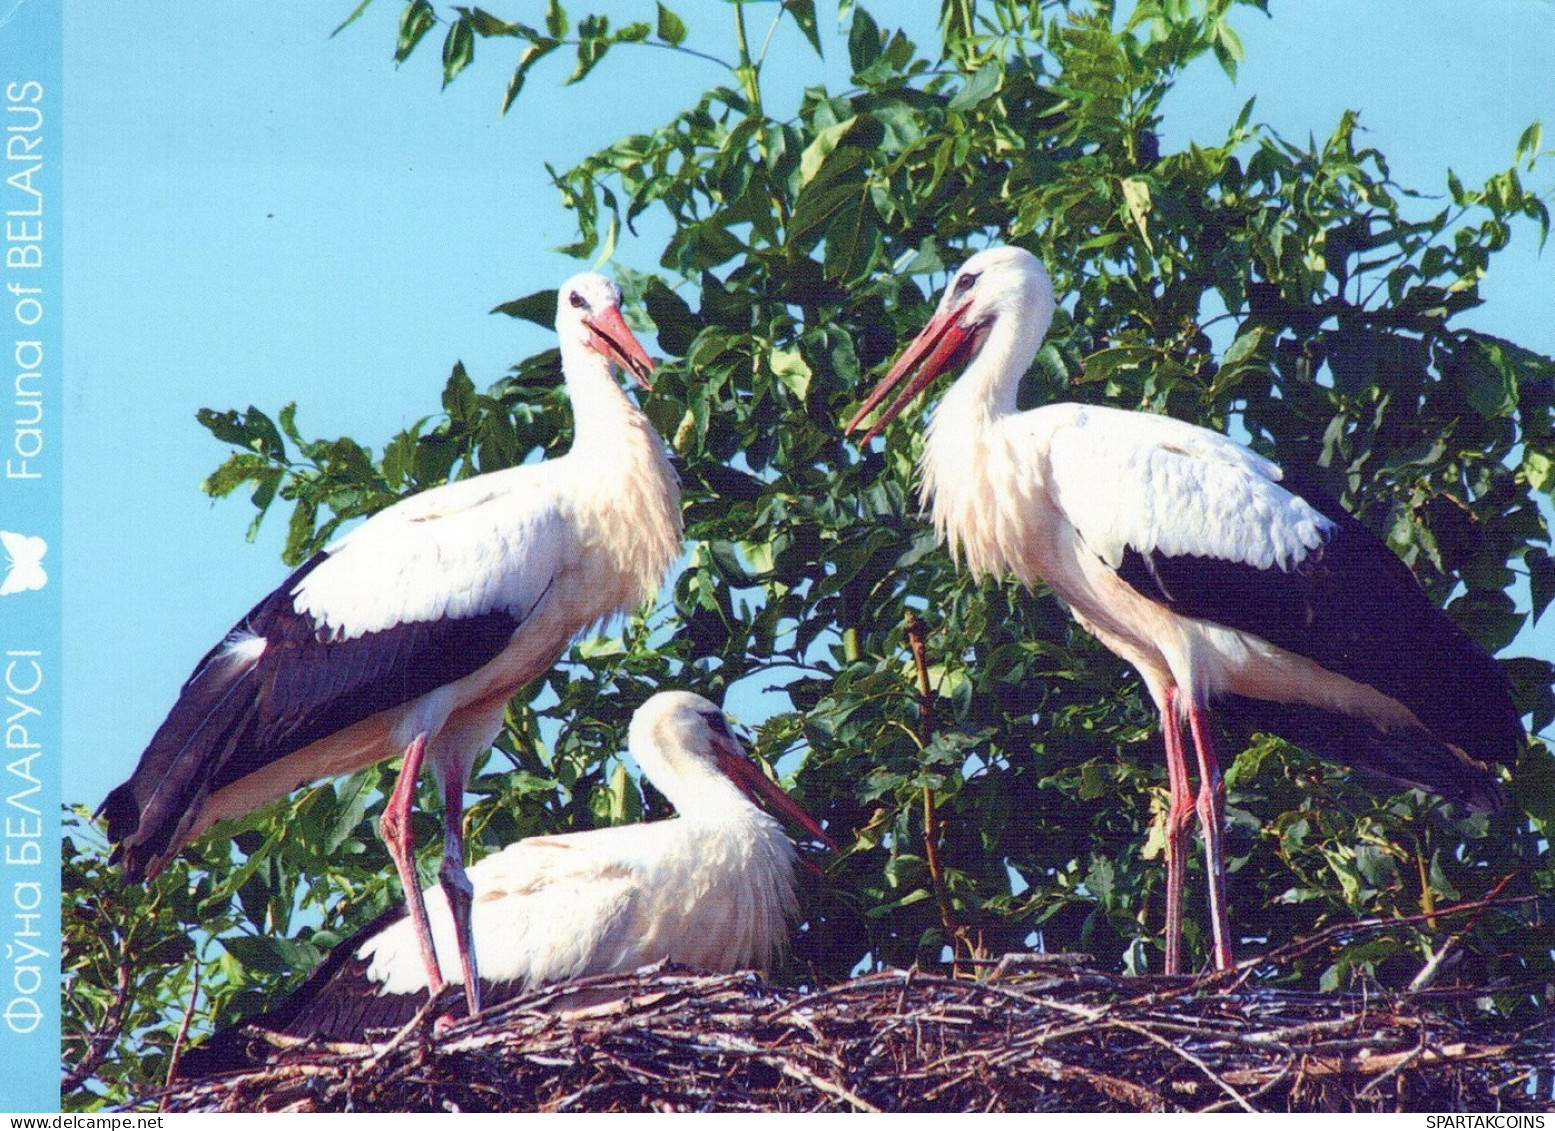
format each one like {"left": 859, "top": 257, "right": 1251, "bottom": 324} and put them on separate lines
{"left": 846, "top": 300, "right": 983, "bottom": 444}
{"left": 712, "top": 735, "right": 840, "bottom": 854}
{"left": 585, "top": 304, "right": 657, "bottom": 391}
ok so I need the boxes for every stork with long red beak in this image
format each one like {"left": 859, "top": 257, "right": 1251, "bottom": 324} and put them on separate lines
{"left": 178, "top": 691, "right": 836, "bottom": 1072}
{"left": 102, "top": 272, "right": 682, "bottom": 1015}
{"left": 848, "top": 245, "right": 1520, "bottom": 974}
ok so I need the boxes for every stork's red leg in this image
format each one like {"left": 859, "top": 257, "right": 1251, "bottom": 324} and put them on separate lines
{"left": 379, "top": 732, "right": 448, "bottom": 999}
{"left": 1186, "top": 704, "right": 1234, "bottom": 971}
{"left": 433, "top": 756, "right": 482, "bottom": 1018}
{"left": 1159, "top": 686, "right": 1195, "bottom": 975}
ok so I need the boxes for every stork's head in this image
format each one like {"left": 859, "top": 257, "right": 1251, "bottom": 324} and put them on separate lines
{"left": 628, "top": 690, "right": 837, "bottom": 851}
{"left": 556, "top": 272, "right": 656, "bottom": 389}
{"left": 847, "top": 246, "right": 1055, "bottom": 443}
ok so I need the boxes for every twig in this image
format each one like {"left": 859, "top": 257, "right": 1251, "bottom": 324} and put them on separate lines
{"left": 1105, "top": 1016, "right": 1258, "bottom": 1113}
{"left": 360, "top": 992, "right": 455, "bottom": 1072}
{"left": 160, "top": 961, "right": 1552, "bottom": 1113}
{"left": 62, "top": 948, "right": 134, "bottom": 1094}
{"left": 162, "top": 960, "right": 203, "bottom": 1110}
{"left": 767, "top": 1055, "right": 880, "bottom": 1112}
{"left": 1224, "top": 888, "right": 1542, "bottom": 992}
{"left": 1356, "top": 1030, "right": 1430, "bottom": 1100}
{"left": 904, "top": 611, "right": 968, "bottom": 972}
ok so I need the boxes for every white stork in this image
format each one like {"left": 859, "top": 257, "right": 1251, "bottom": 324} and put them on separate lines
{"left": 177, "top": 691, "right": 835, "bottom": 1072}
{"left": 102, "top": 272, "right": 683, "bottom": 1015}
{"left": 847, "top": 245, "right": 1521, "bottom": 974}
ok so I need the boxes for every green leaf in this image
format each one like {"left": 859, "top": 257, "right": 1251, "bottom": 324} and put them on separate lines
{"left": 197, "top": 405, "right": 289, "bottom": 460}
{"left": 441, "top": 361, "right": 478, "bottom": 424}
{"left": 1078, "top": 345, "right": 1154, "bottom": 384}
{"left": 1524, "top": 449, "right": 1555, "bottom": 493}
{"left": 1222, "top": 325, "right": 1270, "bottom": 367}
{"left": 284, "top": 495, "right": 319, "bottom": 561}
{"left": 783, "top": 0, "right": 822, "bottom": 57}
{"left": 201, "top": 454, "right": 278, "bottom": 501}
{"left": 1446, "top": 589, "right": 1523, "bottom": 652}
{"left": 870, "top": 97, "right": 924, "bottom": 151}
{"left": 569, "top": 15, "right": 612, "bottom": 85}
{"left": 847, "top": 8, "right": 881, "bottom": 76}
{"left": 1211, "top": 19, "right": 1242, "bottom": 79}
{"left": 1528, "top": 549, "right": 1555, "bottom": 623}
{"left": 798, "top": 117, "right": 860, "bottom": 186}
{"left": 322, "top": 773, "right": 375, "bottom": 854}
{"left": 331, "top": 0, "right": 375, "bottom": 38}
{"left": 1515, "top": 120, "right": 1544, "bottom": 167}
{"left": 394, "top": 0, "right": 436, "bottom": 63}
{"left": 655, "top": 2, "right": 686, "bottom": 46}
{"left": 1085, "top": 855, "right": 1115, "bottom": 901}
{"left": 502, "top": 40, "right": 559, "bottom": 114}
{"left": 223, "top": 934, "right": 323, "bottom": 977}
{"left": 465, "top": 8, "right": 524, "bottom": 38}
{"left": 1120, "top": 176, "right": 1154, "bottom": 247}
{"left": 441, "top": 16, "right": 475, "bottom": 87}
{"left": 823, "top": 186, "right": 880, "bottom": 285}
{"left": 1513, "top": 741, "right": 1555, "bottom": 829}
{"left": 940, "top": 0, "right": 974, "bottom": 49}
{"left": 492, "top": 288, "right": 558, "bottom": 327}
{"left": 708, "top": 540, "right": 760, "bottom": 586}
{"left": 545, "top": 0, "right": 568, "bottom": 39}
{"left": 1079, "top": 763, "right": 1109, "bottom": 801}
{"left": 1455, "top": 337, "right": 1518, "bottom": 419}
{"left": 770, "top": 347, "right": 813, "bottom": 399}
{"left": 947, "top": 62, "right": 999, "bottom": 112}
{"left": 643, "top": 278, "right": 700, "bottom": 356}
{"left": 674, "top": 219, "right": 746, "bottom": 270}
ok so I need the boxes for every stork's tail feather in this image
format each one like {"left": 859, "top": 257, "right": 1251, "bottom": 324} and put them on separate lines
{"left": 99, "top": 637, "right": 266, "bottom": 879}
{"left": 1220, "top": 696, "right": 1510, "bottom": 814}
{"left": 1340, "top": 725, "right": 1509, "bottom": 813}
{"left": 177, "top": 901, "right": 478, "bottom": 1080}
{"left": 99, "top": 782, "right": 155, "bottom": 882}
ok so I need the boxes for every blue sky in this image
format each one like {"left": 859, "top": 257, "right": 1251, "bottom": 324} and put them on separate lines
{"left": 64, "top": 1, "right": 1555, "bottom": 813}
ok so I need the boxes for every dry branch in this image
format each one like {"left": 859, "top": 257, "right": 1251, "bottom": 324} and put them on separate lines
{"left": 152, "top": 959, "right": 1553, "bottom": 1113}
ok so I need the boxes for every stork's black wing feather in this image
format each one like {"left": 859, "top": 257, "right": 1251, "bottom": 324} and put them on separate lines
{"left": 174, "top": 903, "right": 431, "bottom": 1079}
{"left": 1112, "top": 468, "right": 1521, "bottom": 795}
{"left": 176, "top": 901, "right": 537, "bottom": 1079}
{"left": 102, "top": 551, "right": 521, "bottom": 879}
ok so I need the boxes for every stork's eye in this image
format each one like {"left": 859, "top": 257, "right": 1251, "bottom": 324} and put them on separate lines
{"left": 569, "top": 292, "right": 590, "bottom": 310}
{"left": 954, "top": 271, "right": 980, "bottom": 294}
{"left": 700, "top": 709, "right": 732, "bottom": 737}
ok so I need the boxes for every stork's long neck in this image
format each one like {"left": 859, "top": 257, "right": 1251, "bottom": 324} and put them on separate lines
{"left": 652, "top": 759, "right": 759, "bottom": 826}
{"left": 919, "top": 306, "right": 1048, "bottom": 585}
{"left": 642, "top": 750, "right": 800, "bottom": 972}
{"left": 561, "top": 339, "right": 651, "bottom": 453}
{"left": 558, "top": 336, "right": 683, "bottom": 606}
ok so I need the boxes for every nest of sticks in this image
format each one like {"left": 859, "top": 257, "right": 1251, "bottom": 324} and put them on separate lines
{"left": 158, "top": 953, "right": 1552, "bottom": 1114}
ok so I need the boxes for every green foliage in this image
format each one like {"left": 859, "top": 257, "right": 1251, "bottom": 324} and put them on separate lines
{"left": 66, "top": 0, "right": 1555, "bottom": 1106}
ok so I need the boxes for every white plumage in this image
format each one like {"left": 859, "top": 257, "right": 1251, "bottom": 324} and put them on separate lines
{"left": 179, "top": 692, "right": 835, "bottom": 1066}
{"left": 290, "top": 474, "right": 572, "bottom": 636}
{"left": 849, "top": 245, "right": 1519, "bottom": 974}
{"left": 1042, "top": 407, "right": 1332, "bottom": 571}
{"left": 104, "top": 272, "right": 683, "bottom": 1015}
{"left": 360, "top": 691, "right": 822, "bottom": 995}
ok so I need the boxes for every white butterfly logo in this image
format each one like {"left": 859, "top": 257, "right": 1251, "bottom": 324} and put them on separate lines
{"left": 0, "top": 530, "right": 47, "bottom": 595}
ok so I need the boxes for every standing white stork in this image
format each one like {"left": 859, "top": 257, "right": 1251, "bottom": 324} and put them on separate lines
{"left": 847, "top": 245, "right": 1521, "bottom": 974}
{"left": 177, "top": 691, "right": 836, "bottom": 1074}
{"left": 101, "top": 272, "right": 682, "bottom": 1015}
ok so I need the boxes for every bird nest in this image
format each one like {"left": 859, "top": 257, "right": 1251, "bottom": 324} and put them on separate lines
{"left": 157, "top": 955, "right": 1551, "bottom": 1113}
